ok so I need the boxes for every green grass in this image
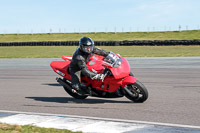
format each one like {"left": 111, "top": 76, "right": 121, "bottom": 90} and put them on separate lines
{"left": 1, "top": 46, "right": 200, "bottom": 58}
{"left": 0, "top": 30, "right": 200, "bottom": 42}
{"left": 0, "top": 123, "right": 81, "bottom": 133}
{"left": 1, "top": 30, "right": 200, "bottom": 58}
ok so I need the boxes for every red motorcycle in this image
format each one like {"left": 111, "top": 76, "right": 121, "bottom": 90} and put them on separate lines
{"left": 50, "top": 52, "right": 148, "bottom": 103}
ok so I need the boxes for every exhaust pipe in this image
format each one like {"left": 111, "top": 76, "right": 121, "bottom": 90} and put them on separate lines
{"left": 56, "top": 77, "right": 77, "bottom": 93}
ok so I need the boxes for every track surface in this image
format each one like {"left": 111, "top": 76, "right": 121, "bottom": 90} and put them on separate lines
{"left": 0, "top": 57, "right": 200, "bottom": 127}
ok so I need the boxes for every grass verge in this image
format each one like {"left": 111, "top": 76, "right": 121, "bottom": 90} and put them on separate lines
{"left": 0, "top": 123, "right": 81, "bottom": 133}
{"left": 0, "top": 30, "right": 200, "bottom": 42}
{"left": 1, "top": 46, "right": 200, "bottom": 58}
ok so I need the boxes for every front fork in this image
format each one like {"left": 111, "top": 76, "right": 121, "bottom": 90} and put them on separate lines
{"left": 121, "top": 76, "right": 137, "bottom": 96}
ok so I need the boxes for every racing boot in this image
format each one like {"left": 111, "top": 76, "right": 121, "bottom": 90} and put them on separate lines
{"left": 79, "top": 83, "right": 90, "bottom": 95}
{"left": 72, "top": 83, "right": 88, "bottom": 95}
{"left": 80, "top": 83, "right": 87, "bottom": 90}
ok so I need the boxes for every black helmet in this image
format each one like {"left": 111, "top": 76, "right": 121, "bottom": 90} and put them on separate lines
{"left": 79, "top": 37, "right": 94, "bottom": 54}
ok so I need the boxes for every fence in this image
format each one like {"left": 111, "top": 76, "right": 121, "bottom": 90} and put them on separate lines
{"left": 0, "top": 40, "right": 200, "bottom": 46}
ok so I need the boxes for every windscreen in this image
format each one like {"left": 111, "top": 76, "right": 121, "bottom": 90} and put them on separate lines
{"left": 104, "top": 52, "right": 122, "bottom": 67}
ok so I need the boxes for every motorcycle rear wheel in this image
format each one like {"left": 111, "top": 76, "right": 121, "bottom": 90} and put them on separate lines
{"left": 124, "top": 80, "right": 148, "bottom": 103}
{"left": 63, "top": 79, "right": 88, "bottom": 99}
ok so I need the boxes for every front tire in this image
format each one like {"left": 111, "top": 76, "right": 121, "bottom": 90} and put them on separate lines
{"left": 124, "top": 80, "right": 148, "bottom": 103}
{"left": 63, "top": 79, "right": 88, "bottom": 99}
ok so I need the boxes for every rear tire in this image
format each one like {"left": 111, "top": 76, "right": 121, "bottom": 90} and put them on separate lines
{"left": 63, "top": 79, "right": 88, "bottom": 99}
{"left": 124, "top": 80, "right": 148, "bottom": 103}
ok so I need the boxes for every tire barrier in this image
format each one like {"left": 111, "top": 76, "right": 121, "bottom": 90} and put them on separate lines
{"left": 0, "top": 40, "right": 200, "bottom": 46}
{"left": 120, "top": 40, "right": 200, "bottom": 46}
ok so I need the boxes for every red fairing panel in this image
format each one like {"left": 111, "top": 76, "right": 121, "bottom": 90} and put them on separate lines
{"left": 50, "top": 61, "right": 72, "bottom": 80}
{"left": 81, "top": 76, "right": 122, "bottom": 92}
{"left": 87, "top": 55, "right": 105, "bottom": 74}
{"left": 110, "top": 57, "right": 130, "bottom": 79}
{"left": 121, "top": 76, "right": 137, "bottom": 88}
{"left": 61, "top": 55, "right": 73, "bottom": 61}
{"left": 87, "top": 60, "right": 105, "bottom": 73}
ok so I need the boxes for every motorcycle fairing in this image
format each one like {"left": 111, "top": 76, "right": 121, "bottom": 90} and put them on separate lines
{"left": 109, "top": 57, "right": 130, "bottom": 79}
{"left": 121, "top": 76, "right": 137, "bottom": 88}
{"left": 87, "top": 55, "right": 105, "bottom": 74}
{"left": 87, "top": 55, "right": 130, "bottom": 79}
{"left": 61, "top": 55, "right": 72, "bottom": 61}
{"left": 50, "top": 61, "right": 72, "bottom": 80}
{"left": 87, "top": 59, "right": 105, "bottom": 74}
{"left": 81, "top": 76, "right": 122, "bottom": 92}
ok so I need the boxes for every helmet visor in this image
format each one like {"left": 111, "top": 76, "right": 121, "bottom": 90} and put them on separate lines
{"left": 82, "top": 45, "right": 93, "bottom": 53}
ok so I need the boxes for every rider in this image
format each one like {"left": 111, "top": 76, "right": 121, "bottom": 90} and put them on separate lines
{"left": 69, "top": 37, "right": 110, "bottom": 92}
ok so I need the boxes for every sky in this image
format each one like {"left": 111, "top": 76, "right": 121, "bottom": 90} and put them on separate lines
{"left": 0, "top": 0, "right": 200, "bottom": 34}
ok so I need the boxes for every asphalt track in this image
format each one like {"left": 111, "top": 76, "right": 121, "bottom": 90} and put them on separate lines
{"left": 0, "top": 57, "right": 200, "bottom": 129}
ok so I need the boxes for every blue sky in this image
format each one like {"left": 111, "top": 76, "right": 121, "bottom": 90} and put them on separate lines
{"left": 0, "top": 0, "right": 200, "bottom": 33}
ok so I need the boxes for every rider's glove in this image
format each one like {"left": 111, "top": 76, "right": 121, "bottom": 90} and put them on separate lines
{"left": 92, "top": 73, "right": 105, "bottom": 81}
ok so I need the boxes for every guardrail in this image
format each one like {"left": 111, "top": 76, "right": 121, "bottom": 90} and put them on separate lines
{"left": 0, "top": 40, "right": 200, "bottom": 46}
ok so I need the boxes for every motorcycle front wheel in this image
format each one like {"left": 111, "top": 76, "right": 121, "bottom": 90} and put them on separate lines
{"left": 124, "top": 80, "right": 148, "bottom": 103}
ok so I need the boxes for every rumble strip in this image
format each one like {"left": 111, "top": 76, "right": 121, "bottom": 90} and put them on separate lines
{"left": 0, "top": 110, "right": 199, "bottom": 133}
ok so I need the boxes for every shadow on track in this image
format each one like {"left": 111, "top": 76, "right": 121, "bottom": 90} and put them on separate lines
{"left": 42, "top": 83, "right": 61, "bottom": 86}
{"left": 25, "top": 97, "right": 132, "bottom": 104}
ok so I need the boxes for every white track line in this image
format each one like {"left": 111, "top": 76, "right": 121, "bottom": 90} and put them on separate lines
{"left": 0, "top": 109, "right": 200, "bottom": 130}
